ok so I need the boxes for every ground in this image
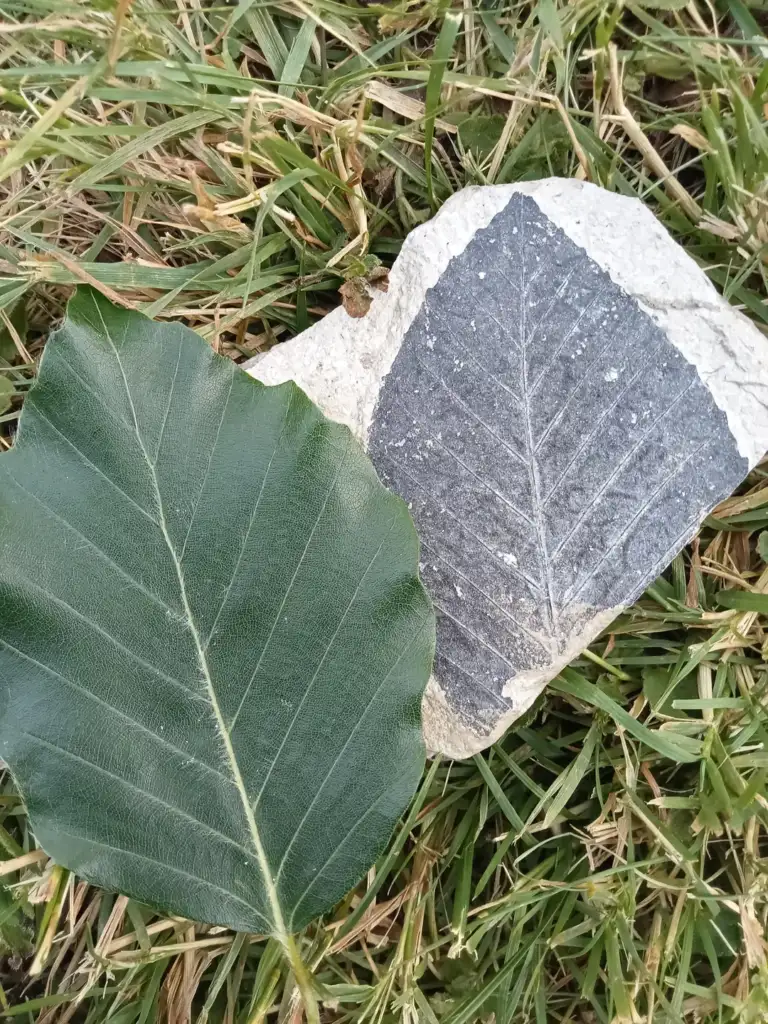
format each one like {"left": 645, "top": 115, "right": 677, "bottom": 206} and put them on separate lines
{"left": 0, "top": 0, "right": 767, "bottom": 1020}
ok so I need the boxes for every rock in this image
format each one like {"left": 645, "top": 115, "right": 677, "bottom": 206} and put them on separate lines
{"left": 246, "top": 178, "right": 768, "bottom": 759}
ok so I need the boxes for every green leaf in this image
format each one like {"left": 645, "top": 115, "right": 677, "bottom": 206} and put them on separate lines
{"left": 67, "top": 110, "right": 221, "bottom": 195}
{"left": 278, "top": 20, "right": 316, "bottom": 98}
{"left": 716, "top": 588, "right": 768, "bottom": 613}
{"left": 642, "top": 666, "right": 697, "bottom": 718}
{"left": 535, "top": 0, "right": 565, "bottom": 49}
{"left": 0, "top": 296, "right": 27, "bottom": 363}
{"left": 424, "top": 10, "right": 462, "bottom": 208}
{"left": 457, "top": 115, "right": 506, "bottom": 159}
{"left": 0, "top": 289, "right": 434, "bottom": 941}
{"left": 634, "top": 0, "right": 689, "bottom": 9}
{"left": 0, "top": 375, "right": 13, "bottom": 415}
{"left": 553, "top": 670, "right": 702, "bottom": 763}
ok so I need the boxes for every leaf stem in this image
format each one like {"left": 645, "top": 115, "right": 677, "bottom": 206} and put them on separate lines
{"left": 286, "top": 935, "right": 319, "bottom": 1024}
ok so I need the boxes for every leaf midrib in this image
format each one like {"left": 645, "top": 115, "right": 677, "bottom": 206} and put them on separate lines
{"left": 517, "top": 199, "right": 557, "bottom": 633}
{"left": 100, "top": 315, "right": 290, "bottom": 943}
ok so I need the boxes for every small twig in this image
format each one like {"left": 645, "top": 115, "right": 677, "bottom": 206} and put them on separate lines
{"left": 49, "top": 252, "right": 138, "bottom": 309}
{"left": 0, "top": 848, "right": 48, "bottom": 876}
{"left": 608, "top": 44, "right": 701, "bottom": 221}
{"left": 106, "top": 0, "right": 135, "bottom": 75}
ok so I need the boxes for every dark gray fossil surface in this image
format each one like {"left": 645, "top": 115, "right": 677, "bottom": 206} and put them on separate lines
{"left": 247, "top": 178, "right": 768, "bottom": 757}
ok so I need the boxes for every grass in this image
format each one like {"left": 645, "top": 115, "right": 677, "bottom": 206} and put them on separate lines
{"left": 0, "top": 0, "right": 768, "bottom": 1020}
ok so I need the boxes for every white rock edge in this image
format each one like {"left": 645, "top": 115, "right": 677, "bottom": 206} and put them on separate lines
{"left": 425, "top": 604, "right": 624, "bottom": 759}
{"left": 247, "top": 178, "right": 768, "bottom": 758}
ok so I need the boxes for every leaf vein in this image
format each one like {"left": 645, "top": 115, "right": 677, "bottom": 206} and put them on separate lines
{"left": 378, "top": 452, "right": 543, "bottom": 594}
{"left": 180, "top": 365, "right": 236, "bottom": 562}
{"left": 26, "top": 402, "right": 159, "bottom": 527}
{"left": 524, "top": 266, "right": 577, "bottom": 348}
{"left": 246, "top": 439, "right": 364, "bottom": 796}
{"left": 427, "top": 310, "right": 523, "bottom": 404}
{"left": 395, "top": 399, "right": 533, "bottom": 527}
{"left": 33, "top": 825, "right": 269, "bottom": 927}
{"left": 11, "top": 575, "right": 203, "bottom": 701}
{"left": 0, "top": 637, "right": 234, "bottom": 787}
{"left": 19, "top": 730, "right": 257, "bottom": 860}
{"left": 203, "top": 388, "right": 295, "bottom": 649}
{"left": 101, "top": 313, "right": 291, "bottom": 941}
{"left": 527, "top": 281, "right": 610, "bottom": 397}
{"left": 533, "top": 326, "right": 629, "bottom": 453}
{"left": 410, "top": 354, "right": 529, "bottom": 468}
{"left": 541, "top": 348, "right": 658, "bottom": 506}
{"left": 563, "top": 437, "right": 711, "bottom": 608}
{"left": 51, "top": 351, "right": 133, "bottom": 431}
{"left": 517, "top": 199, "right": 557, "bottom": 629}
{"left": 3, "top": 468, "right": 183, "bottom": 620}
{"left": 419, "top": 539, "right": 548, "bottom": 651}
{"left": 434, "top": 600, "right": 516, "bottom": 671}
{"left": 288, "top": 786, "right": 403, "bottom": 930}
{"left": 271, "top": 580, "right": 427, "bottom": 888}
{"left": 551, "top": 377, "right": 698, "bottom": 564}
{"left": 434, "top": 650, "right": 511, "bottom": 708}
{"left": 152, "top": 335, "right": 183, "bottom": 467}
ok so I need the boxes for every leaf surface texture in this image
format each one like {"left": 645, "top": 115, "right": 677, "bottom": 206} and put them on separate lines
{"left": 0, "top": 290, "right": 434, "bottom": 934}
{"left": 369, "top": 193, "right": 746, "bottom": 728}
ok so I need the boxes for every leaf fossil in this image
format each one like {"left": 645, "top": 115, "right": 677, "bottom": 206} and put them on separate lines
{"left": 246, "top": 179, "right": 768, "bottom": 756}
{"left": 0, "top": 289, "right": 435, "bottom": 938}
{"left": 368, "top": 194, "right": 748, "bottom": 745}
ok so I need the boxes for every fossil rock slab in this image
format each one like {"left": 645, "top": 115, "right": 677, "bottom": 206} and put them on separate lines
{"left": 246, "top": 178, "right": 768, "bottom": 759}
